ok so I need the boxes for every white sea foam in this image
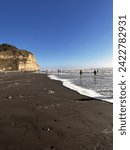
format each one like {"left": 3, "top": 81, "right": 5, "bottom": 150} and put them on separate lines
{"left": 48, "top": 74, "right": 113, "bottom": 103}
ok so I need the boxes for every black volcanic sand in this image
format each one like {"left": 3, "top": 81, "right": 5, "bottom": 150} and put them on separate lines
{"left": 0, "top": 72, "right": 113, "bottom": 150}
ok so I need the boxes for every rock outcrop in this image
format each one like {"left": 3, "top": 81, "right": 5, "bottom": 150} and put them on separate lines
{"left": 0, "top": 43, "right": 39, "bottom": 71}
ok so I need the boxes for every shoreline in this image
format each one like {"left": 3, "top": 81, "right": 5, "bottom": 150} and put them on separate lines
{"left": 0, "top": 72, "right": 113, "bottom": 150}
{"left": 48, "top": 73, "right": 113, "bottom": 104}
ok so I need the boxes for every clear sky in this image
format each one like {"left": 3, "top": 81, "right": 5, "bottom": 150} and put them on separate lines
{"left": 0, "top": 0, "right": 112, "bottom": 70}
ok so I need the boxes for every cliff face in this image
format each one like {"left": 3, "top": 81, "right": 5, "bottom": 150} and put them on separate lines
{"left": 0, "top": 44, "right": 39, "bottom": 71}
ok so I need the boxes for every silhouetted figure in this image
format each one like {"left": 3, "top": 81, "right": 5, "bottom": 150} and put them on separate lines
{"left": 80, "top": 70, "right": 83, "bottom": 76}
{"left": 94, "top": 70, "right": 96, "bottom": 75}
{"left": 57, "top": 69, "right": 60, "bottom": 74}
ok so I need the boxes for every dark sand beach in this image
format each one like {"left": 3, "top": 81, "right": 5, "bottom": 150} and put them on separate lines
{"left": 0, "top": 72, "right": 113, "bottom": 150}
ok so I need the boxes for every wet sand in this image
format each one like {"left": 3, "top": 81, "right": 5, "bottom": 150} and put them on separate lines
{"left": 0, "top": 72, "right": 113, "bottom": 150}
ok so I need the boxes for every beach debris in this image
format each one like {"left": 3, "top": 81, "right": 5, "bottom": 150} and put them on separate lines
{"left": 42, "top": 127, "right": 51, "bottom": 132}
{"left": 48, "top": 90, "right": 55, "bottom": 94}
{"left": 44, "top": 106, "right": 49, "bottom": 109}
{"left": 7, "top": 96, "right": 13, "bottom": 99}
{"left": 19, "top": 94, "right": 24, "bottom": 98}
{"left": 7, "top": 83, "right": 19, "bottom": 88}
{"left": 11, "top": 122, "right": 15, "bottom": 126}
{"left": 14, "top": 83, "right": 19, "bottom": 85}
{"left": 103, "top": 129, "right": 113, "bottom": 134}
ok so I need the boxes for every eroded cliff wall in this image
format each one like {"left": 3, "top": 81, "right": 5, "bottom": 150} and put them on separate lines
{"left": 0, "top": 44, "right": 39, "bottom": 71}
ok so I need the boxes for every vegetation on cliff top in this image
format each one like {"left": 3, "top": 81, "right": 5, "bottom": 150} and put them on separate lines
{"left": 0, "top": 43, "right": 32, "bottom": 57}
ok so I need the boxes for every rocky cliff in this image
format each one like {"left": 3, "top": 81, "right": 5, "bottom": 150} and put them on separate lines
{"left": 0, "top": 43, "right": 39, "bottom": 71}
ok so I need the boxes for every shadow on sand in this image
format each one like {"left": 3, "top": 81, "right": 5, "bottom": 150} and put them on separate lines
{"left": 75, "top": 97, "right": 95, "bottom": 102}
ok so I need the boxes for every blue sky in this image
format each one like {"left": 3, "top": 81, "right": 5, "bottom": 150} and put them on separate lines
{"left": 0, "top": 0, "right": 112, "bottom": 69}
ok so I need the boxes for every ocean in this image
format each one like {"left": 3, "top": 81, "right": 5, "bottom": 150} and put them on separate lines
{"left": 48, "top": 68, "right": 113, "bottom": 103}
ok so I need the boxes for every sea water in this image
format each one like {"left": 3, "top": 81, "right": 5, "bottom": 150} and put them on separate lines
{"left": 48, "top": 68, "right": 113, "bottom": 103}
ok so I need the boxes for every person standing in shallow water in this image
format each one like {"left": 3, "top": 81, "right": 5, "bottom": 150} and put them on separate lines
{"left": 94, "top": 70, "right": 96, "bottom": 75}
{"left": 57, "top": 69, "right": 60, "bottom": 74}
{"left": 80, "top": 70, "right": 83, "bottom": 76}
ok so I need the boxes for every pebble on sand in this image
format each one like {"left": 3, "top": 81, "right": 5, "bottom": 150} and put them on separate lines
{"left": 7, "top": 96, "right": 13, "bottom": 99}
{"left": 48, "top": 90, "right": 55, "bottom": 94}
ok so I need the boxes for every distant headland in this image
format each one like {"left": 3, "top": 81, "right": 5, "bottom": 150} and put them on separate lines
{"left": 0, "top": 43, "right": 39, "bottom": 71}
